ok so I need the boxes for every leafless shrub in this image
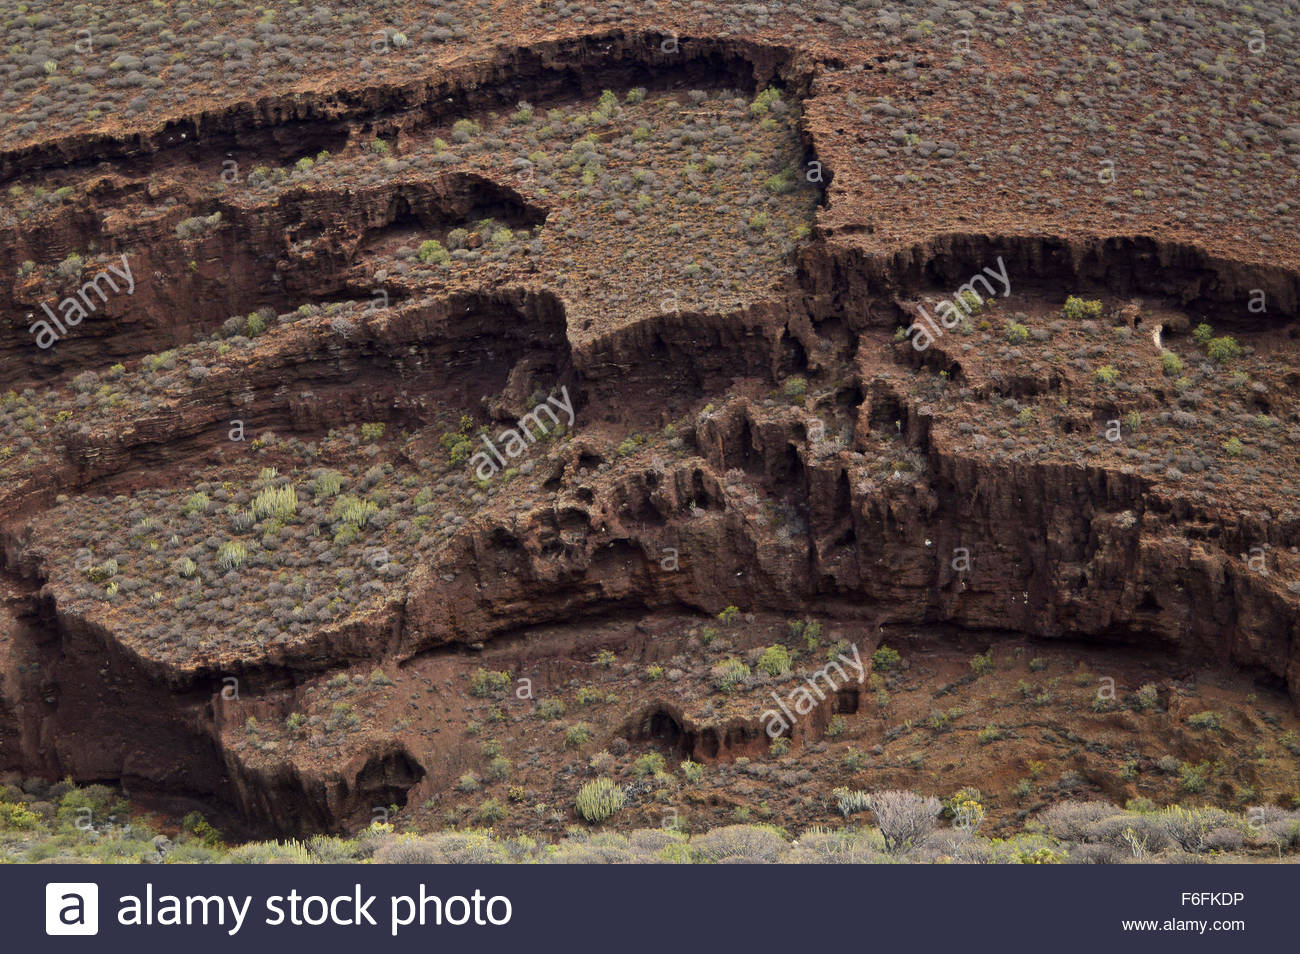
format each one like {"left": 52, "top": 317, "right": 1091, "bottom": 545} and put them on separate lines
{"left": 692, "top": 824, "right": 787, "bottom": 863}
{"left": 868, "top": 790, "right": 942, "bottom": 853}
{"left": 1259, "top": 815, "right": 1300, "bottom": 854}
{"left": 1204, "top": 827, "right": 1244, "bottom": 852}
{"left": 372, "top": 831, "right": 506, "bottom": 864}
{"left": 627, "top": 828, "right": 687, "bottom": 854}
{"left": 1158, "top": 806, "right": 1241, "bottom": 853}
{"left": 545, "top": 832, "right": 636, "bottom": 864}
{"left": 1083, "top": 814, "right": 1171, "bottom": 855}
{"left": 782, "top": 826, "right": 887, "bottom": 863}
{"left": 1069, "top": 842, "right": 1123, "bottom": 864}
{"left": 1037, "top": 800, "right": 1117, "bottom": 842}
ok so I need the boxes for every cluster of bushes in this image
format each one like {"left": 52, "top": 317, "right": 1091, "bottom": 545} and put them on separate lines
{"left": 38, "top": 424, "right": 479, "bottom": 663}
{"left": 171, "top": 82, "right": 819, "bottom": 322}
{"left": 9, "top": 774, "right": 1297, "bottom": 864}
{"left": 929, "top": 295, "right": 1295, "bottom": 507}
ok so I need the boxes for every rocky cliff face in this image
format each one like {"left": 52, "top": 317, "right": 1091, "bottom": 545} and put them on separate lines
{"left": 0, "top": 30, "right": 1296, "bottom": 836}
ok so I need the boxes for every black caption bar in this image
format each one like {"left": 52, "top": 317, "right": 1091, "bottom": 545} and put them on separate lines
{"left": 13, "top": 864, "right": 1290, "bottom": 953}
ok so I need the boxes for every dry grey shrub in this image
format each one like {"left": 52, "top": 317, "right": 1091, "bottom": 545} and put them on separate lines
{"left": 1158, "top": 806, "right": 1242, "bottom": 853}
{"left": 1261, "top": 817, "right": 1300, "bottom": 854}
{"left": 372, "top": 831, "right": 506, "bottom": 864}
{"left": 782, "top": 826, "right": 888, "bottom": 864}
{"left": 692, "top": 824, "right": 788, "bottom": 863}
{"left": 627, "top": 828, "right": 688, "bottom": 854}
{"left": 1037, "top": 800, "right": 1118, "bottom": 842}
{"left": 868, "top": 790, "right": 942, "bottom": 853}
{"left": 1068, "top": 842, "right": 1124, "bottom": 864}
{"left": 545, "top": 832, "right": 637, "bottom": 864}
{"left": 1082, "top": 813, "right": 1170, "bottom": 855}
{"left": 1203, "top": 827, "right": 1244, "bottom": 852}
{"left": 911, "top": 827, "right": 977, "bottom": 862}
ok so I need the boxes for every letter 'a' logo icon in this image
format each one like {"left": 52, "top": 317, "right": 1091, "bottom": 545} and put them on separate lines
{"left": 46, "top": 883, "right": 99, "bottom": 935}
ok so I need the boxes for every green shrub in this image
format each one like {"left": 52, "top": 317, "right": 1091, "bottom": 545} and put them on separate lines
{"left": 325, "top": 703, "right": 360, "bottom": 732}
{"left": 216, "top": 541, "right": 247, "bottom": 572}
{"left": 750, "top": 86, "right": 782, "bottom": 115}
{"left": 717, "top": 605, "right": 740, "bottom": 624}
{"left": 475, "top": 798, "right": 505, "bottom": 824}
{"left": 564, "top": 723, "right": 593, "bottom": 748}
{"left": 1192, "top": 323, "right": 1214, "bottom": 345}
{"left": 632, "top": 752, "right": 666, "bottom": 777}
{"left": 1187, "top": 711, "right": 1224, "bottom": 731}
{"left": 757, "top": 644, "right": 793, "bottom": 677}
{"left": 680, "top": 760, "right": 705, "bottom": 784}
{"left": 969, "top": 650, "right": 995, "bottom": 675}
{"left": 1062, "top": 296, "right": 1104, "bottom": 321}
{"left": 469, "top": 669, "right": 511, "bottom": 698}
{"left": 86, "top": 557, "right": 119, "bottom": 583}
{"left": 251, "top": 484, "right": 297, "bottom": 523}
{"left": 763, "top": 169, "right": 797, "bottom": 194}
{"left": 0, "top": 800, "right": 42, "bottom": 830}
{"left": 1160, "top": 351, "right": 1184, "bottom": 376}
{"left": 1224, "top": 436, "right": 1244, "bottom": 457}
{"left": 1178, "top": 761, "right": 1210, "bottom": 794}
{"left": 1206, "top": 336, "right": 1242, "bottom": 363}
{"left": 1094, "top": 365, "right": 1119, "bottom": 385}
{"left": 575, "top": 777, "right": 625, "bottom": 823}
{"left": 312, "top": 470, "right": 344, "bottom": 497}
{"left": 360, "top": 422, "right": 386, "bottom": 442}
{"left": 452, "top": 119, "right": 481, "bottom": 140}
{"left": 537, "top": 698, "right": 565, "bottom": 720}
{"left": 712, "top": 658, "right": 751, "bottom": 693}
{"left": 872, "top": 645, "right": 901, "bottom": 671}
{"left": 831, "top": 786, "right": 872, "bottom": 817}
{"left": 956, "top": 289, "right": 984, "bottom": 315}
{"left": 181, "top": 812, "right": 224, "bottom": 848}
{"left": 331, "top": 495, "right": 378, "bottom": 528}
{"left": 1006, "top": 321, "right": 1029, "bottom": 344}
{"left": 417, "top": 240, "right": 449, "bottom": 265}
